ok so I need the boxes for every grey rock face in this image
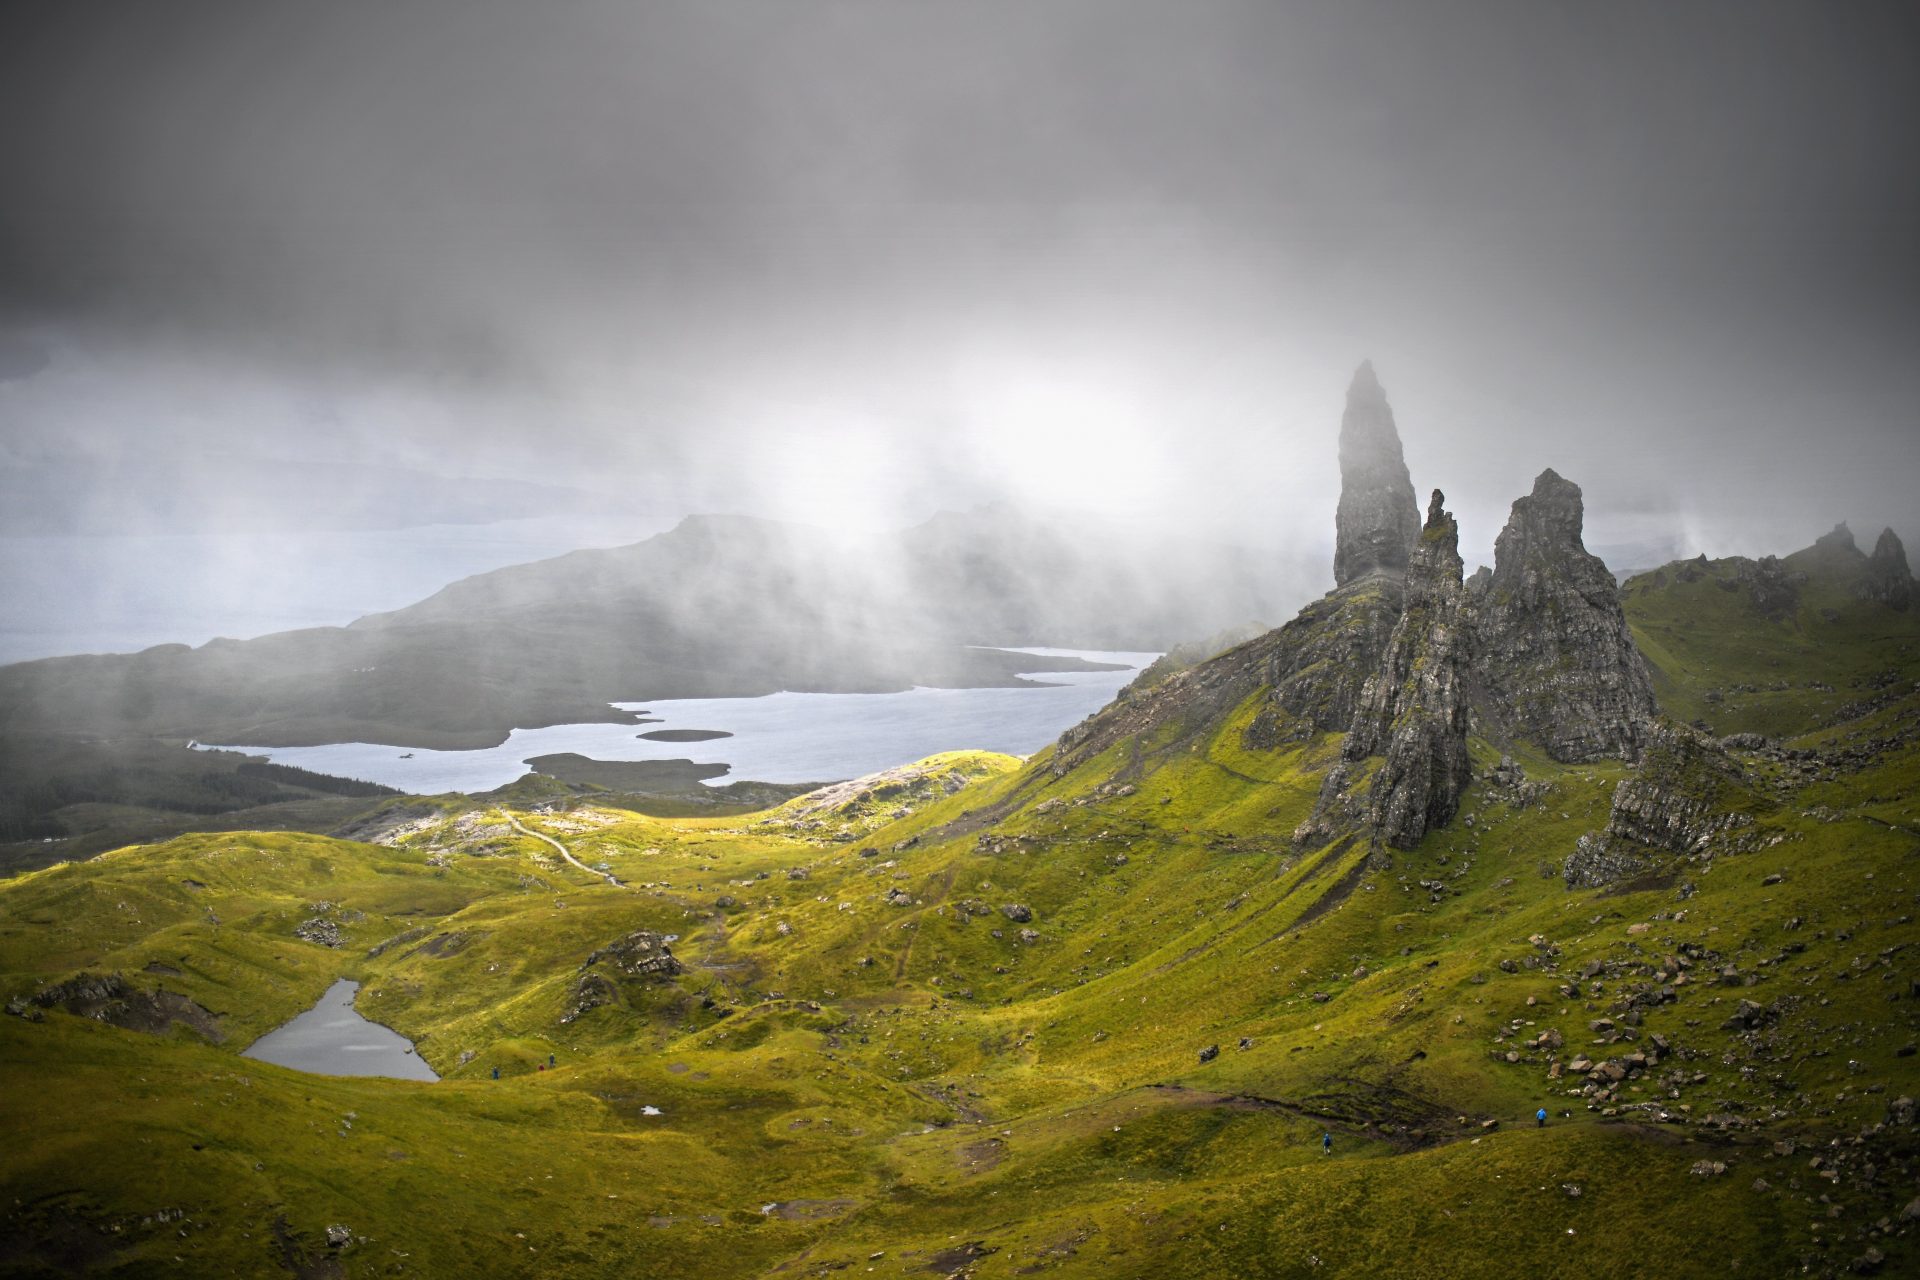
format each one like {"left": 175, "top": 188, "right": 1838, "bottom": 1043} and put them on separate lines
{"left": 1261, "top": 575, "right": 1406, "bottom": 735}
{"left": 1471, "top": 468, "right": 1657, "bottom": 762}
{"left": 582, "top": 930, "right": 682, "bottom": 980}
{"left": 1863, "top": 527, "right": 1914, "bottom": 610}
{"left": 1056, "top": 574, "right": 1402, "bottom": 773}
{"left": 1332, "top": 361, "right": 1421, "bottom": 588}
{"left": 1815, "top": 521, "right": 1859, "bottom": 555}
{"left": 1564, "top": 832, "right": 1649, "bottom": 890}
{"left": 1564, "top": 724, "right": 1753, "bottom": 887}
{"left": 1728, "top": 555, "right": 1802, "bottom": 620}
{"left": 1344, "top": 491, "right": 1474, "bottom": 850}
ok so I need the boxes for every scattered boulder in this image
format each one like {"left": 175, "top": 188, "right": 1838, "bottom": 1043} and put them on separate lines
{"left": 582, "top": 931, "right": 682, "bottom": 981}
{"left": 294, "top": 918, "right": 343, "bottom": 948}
{"left": 560, "top": 973, "right": 618, "bottom": 1024}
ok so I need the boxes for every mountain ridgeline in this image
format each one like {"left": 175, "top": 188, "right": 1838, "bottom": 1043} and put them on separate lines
{"left": 0, "top": 507, "right": 1293, "bottom": 753}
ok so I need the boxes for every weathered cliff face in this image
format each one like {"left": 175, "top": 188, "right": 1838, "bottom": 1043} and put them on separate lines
{"left": 1333, "top": 492, "right": 1473, "bottom": 850}
{"left": 1863, "top": 527, "right": 1914, "bottom": 610}
{"left": 1055, "top": 574, "right": 1403, "bottom": 774}
{"left": 1728, "top": 555, "right": 1803, "bottom": 620}
{"left": 1332, "top": 361, "right": 1421, "bottom": 588}
{"left": 1470, "top": 468, "right": 1657, "bottom": 762}
{"left": 1564, "top": 723, "right": 1754, "bottom": 888}
{"left": 1252, "top": 576, "right": 1405, "bottom": 742}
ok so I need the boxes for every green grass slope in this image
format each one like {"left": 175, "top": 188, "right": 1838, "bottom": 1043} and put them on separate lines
{"left": 4, "top": 579, "right": 1918, "bottom": 1276}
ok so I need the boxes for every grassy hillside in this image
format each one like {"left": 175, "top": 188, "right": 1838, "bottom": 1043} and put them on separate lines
{"left": 3, "top": 562, "right": 1918, "bottom": 1276}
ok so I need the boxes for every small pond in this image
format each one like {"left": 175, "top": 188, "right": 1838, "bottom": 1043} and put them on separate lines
{"left": 242, "top": 978, "right": 437, "bottom": 1081}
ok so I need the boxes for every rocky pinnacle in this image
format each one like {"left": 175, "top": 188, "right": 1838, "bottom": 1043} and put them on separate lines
{"left": 1332, "top": 360, "right": 1421, "bottom": 588}
{"left": 1472, "top": 467, "right": 1657, "bottom": 762}
{"left": 1348, "top": 489, "right": 1473, "bottom": 849}
{"left": 1864, "top": 527, "right": 1914, "bottom": 610}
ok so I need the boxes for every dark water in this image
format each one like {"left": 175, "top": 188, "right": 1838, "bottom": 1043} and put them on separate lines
{"left": 242, "top": 978, "right": 437, "bottom": 1081}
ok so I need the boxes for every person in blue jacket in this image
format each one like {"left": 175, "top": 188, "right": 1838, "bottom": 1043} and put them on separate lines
{"left": 1321, "top": 1131, "right": 1332, "bottom": 1155}
{"left": 1536, "top": 1107, "right": 1548, "bottom": 1127}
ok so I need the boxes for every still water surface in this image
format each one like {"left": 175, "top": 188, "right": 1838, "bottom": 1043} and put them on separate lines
{"left": 211, "top": 648, "right": 1157, "bottom": 794}
{"left": 242, "top": 978, "right": 438, "bottom": 1081}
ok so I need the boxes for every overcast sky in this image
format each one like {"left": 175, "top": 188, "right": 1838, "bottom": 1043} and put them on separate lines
{"left": 3, "top": 0, "right": 1917, "bottom": 576}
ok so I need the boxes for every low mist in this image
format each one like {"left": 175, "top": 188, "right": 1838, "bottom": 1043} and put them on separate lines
{"left": 3, "top": 1, "right": 1917, "bottom": 660}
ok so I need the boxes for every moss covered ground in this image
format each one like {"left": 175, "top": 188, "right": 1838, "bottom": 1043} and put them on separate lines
{"left": 3, "top": 561, "right": 1918, "bottom": 1278}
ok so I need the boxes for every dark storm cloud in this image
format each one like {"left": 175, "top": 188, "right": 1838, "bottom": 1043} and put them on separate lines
{"left": 1, "top": 0, "right": 1917, "bottom": 563}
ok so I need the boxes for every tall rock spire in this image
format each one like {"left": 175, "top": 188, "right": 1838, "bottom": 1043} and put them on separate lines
{"left": 1342, "top": 490, "right": 1473, "bottom": 850}
{"left": 1299, "top": 489, "right": 1471, "bottom": 851}
{"left": 1864, "top": 527, "right": 1914, "bottom": 610}
{"left": 1471, "top": 468, "right": 1657, "bottom": 761}
{"left": 1333, "top": 360, "right": 1422, "bottom": 588}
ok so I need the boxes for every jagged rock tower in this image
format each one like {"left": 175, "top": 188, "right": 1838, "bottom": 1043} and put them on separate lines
{"left": 1333, "top": 360, "right": 1422, "bottom": 587}
{"left": 1341, "top": 490, "right": 1474, "bottom": 849}
{"left": 1469, "top": 468, "right": 1657, "bottom": 762}
{"left": 1864, "top": 527, "right": 1914, "bottom": 610}
{"left": 1060, "top": 362, "right": 1665, "bottom": 860}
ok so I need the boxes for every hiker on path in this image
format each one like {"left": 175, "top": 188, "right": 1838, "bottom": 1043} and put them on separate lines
{"left": 1322, "top": 1132, "right": 1332, "bottom": 1156}
{"left": 1536, "top": 1107, "right": 1547, "bottom": 1128}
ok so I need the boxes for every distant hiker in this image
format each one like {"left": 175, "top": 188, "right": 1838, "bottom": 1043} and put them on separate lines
{"left": 549, "top": 1053, "right": 556, "bottom": 1068}
{"left": 1322, "top": 1132, "right": 1332, "bottom": 1156}
{"left": 491, "top": 1066, "right": 500, "bottom": 1080}
{"left": 1536, "top": 1107, "right": 1547, "bottom": 1128}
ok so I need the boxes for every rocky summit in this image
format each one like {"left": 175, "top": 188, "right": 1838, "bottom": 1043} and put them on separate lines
{"left": 1469, "top": 467, "right": 1659, "bottom": 763}
{"left": 1332, "top": 360, "right": 1422, "bottom": 587}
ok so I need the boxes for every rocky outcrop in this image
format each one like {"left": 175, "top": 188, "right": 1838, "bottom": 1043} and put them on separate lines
{"left": 1564, "top": 724, "right": 1754, "bottom": 887}
{"left": 1334, "top": 492, "right": 1473, "bottom": 850}
{"left": 1056, "top": 573, "right": 1402, "bottom": 773}
{"left": 1333, "top": 361, "right": 1421, "bottom": 587}
{"left": 1258, "top": 576, "right": 1406, "bottom": 737}
{"left": 562, "top": 931, "right": 684, "bottom": 1024}
{"left": 25, "top": 971, "right": 224, "bottom": 1040}
{"left": 1863, "top": 527, "right": 1914, "bottom": 610}
{"left": 1726, "top": 555, "right": 1802, "bottom": 620}
{"left": 1814, "top": 521, "right": 1862, "bottom": 558}
{"left": 582, "top": 931, "right": 683, "bottom": 980}
{"left": 1470, "top": 468, "right": 1657, "bottom": 762}
{"left": 1563, "top": 833, "right": 1651, "bottom": 891}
